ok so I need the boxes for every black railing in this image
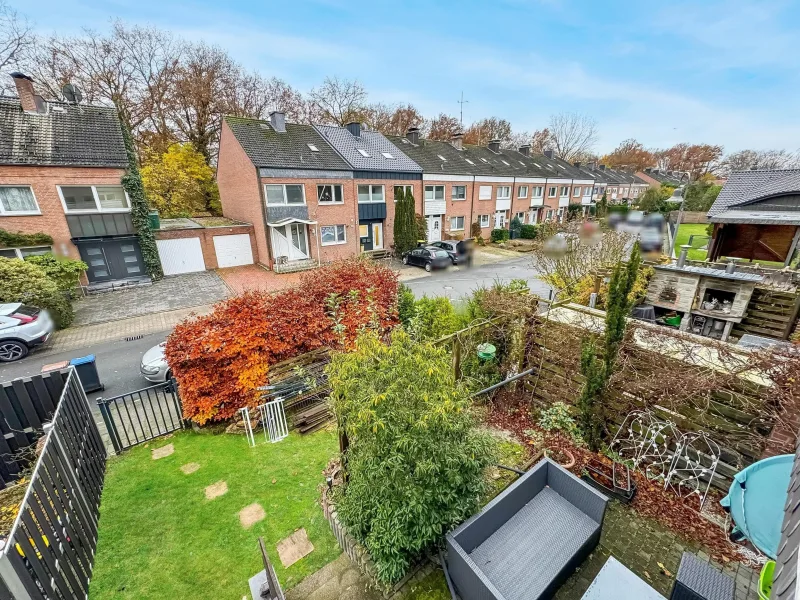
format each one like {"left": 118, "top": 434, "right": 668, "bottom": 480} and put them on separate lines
{"left": 97, "top": 380, "right": 185, "bottom": 453}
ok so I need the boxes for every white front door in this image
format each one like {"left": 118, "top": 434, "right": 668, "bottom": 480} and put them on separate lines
{"left": 529, "top": 209, "right": 539, "bottom": 225}
{"left": 427, "top": 215, "right": 442, "bottom": 242}
{"left": 494, "top": 211, "right": 506, "bottom": 229}
{"left": 271, "top": 224, "right": 309, "bottom": 261}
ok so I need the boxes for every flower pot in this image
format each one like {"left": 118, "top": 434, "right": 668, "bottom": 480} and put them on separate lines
{"left": 545, "top": 448, "right": 576, "bottom": 469}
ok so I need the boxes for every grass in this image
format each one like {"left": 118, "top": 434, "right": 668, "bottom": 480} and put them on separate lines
{"left": 673, "top": 223, "right": 710, "bottom": 261}
{"left": 89, "top": 429, "right": 340, "bottom": 600}
{"left": 404, "top": 570, "right": 451, "bottom": 600}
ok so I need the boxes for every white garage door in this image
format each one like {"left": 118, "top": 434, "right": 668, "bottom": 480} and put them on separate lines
{"left": 213, "top": 234, "right": 254, "bottom": 268}
{"left": 156, "top": 238, "right": 206, "bottom": 275}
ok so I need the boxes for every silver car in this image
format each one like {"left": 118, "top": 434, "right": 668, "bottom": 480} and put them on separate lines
{"left": 0, "top": 303, "right": 54, "bottom": 362}
{"left": 140, "top": 342, "right": 172, "bottom": 383}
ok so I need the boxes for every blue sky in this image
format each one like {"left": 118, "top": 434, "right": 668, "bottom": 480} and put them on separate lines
{"left": 12, "top": 0, "right": 800, "bottom": 154}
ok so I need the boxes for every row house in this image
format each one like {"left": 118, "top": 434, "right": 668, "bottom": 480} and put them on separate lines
{"left": 636, "top": 168, "right": 687, "bottom": 188}
{"left": 0, "top": 73, "right": 148, "bottom": 286}
{"left": 575, "top": 163, "right": 649, "bottom": 204}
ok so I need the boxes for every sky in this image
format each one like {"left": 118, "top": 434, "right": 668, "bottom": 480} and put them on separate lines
{"left": 10, "top": 0, "right": 800, "bottom": 155}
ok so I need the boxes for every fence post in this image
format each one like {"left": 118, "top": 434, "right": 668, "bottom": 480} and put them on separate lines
{"left": 97, "top": 400, "right": 122, "bottom": 454}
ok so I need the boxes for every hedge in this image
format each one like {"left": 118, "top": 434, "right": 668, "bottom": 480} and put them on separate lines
{"left": 0, "top": 229, "right": 53, "bottom": 248}
{"left": 0, "top": 258, "right": 74, "bottom": 328}
{"left": 520, "top": 224, "right": 537, "bottom": 239}
{"left": 490, "top": 228, "right": 510, "bottom": 243}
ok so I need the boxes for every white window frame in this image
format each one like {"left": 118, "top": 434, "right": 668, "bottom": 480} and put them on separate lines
{"left": 479, "top": 185, "right": 492, "bottom": 200}
{"left": 320, "top": 224, "right": 347, "bottom": 246}
{"left": 357, "top": 184, "right": 385, "bottom": 203}
{"left": 0, "top": 245, "right": 52, "bottom": 259}
{"left": 393, "top": 184, "right": 413, "bottom": 202}
{"left": 424, "top": 185, "right": 445, "bottom": 202}
{"left": 479, "top": 214, "right": 490, "bottom": 227}
{"left": 515, "top": 212, "right": 525, "bottom": 222}
{"left": 452, "top": 185, "right": 467, "bottom": 201}
{"left": 518, "top": 185, "right": 528, "bottom": 199}
{"left": 583, "top": 187, "right": 592, "bottom": 197}
{"left": 58, "top": 185, "right": 131, "bottom": 214}
{"left": 317, "top": 184, "right": 344, "bottom": 205}
{"left": 548, "top": 186, "right": 557, "bottom": 198}
{"left": 560, "top": 186, "right": 569, "bottom": 197}
{"left": 573, "top": 186, "right": 581, "bottom": 197}
{"left": 264, "top": 183, "right": 307, "bottom": 206}
{"left": 532, "top": 186, "right": 543, "bottom": 198}
{"left": 0, "top": 186, "right": 41, "bottom": 216}
{"left": 450, "top": 216, "right": 465, "bottom": 231}
{"left": 496, "top": 186, "right": 511, "bottom": 200}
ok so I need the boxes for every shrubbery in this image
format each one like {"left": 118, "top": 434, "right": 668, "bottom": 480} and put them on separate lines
{"left": 470, "top": 220, "right": 482, "bottom": 239}
{"left": 0, "top": 258, "right": 75, "bottom": 328}
{"left": 328, "top": 331, "right": 495, "bottom": 584}
{"left": 520, "top": 224, "right": 537, "bottom": 239}
{"left": 0, "top": 229, "right": 53, "bottom": 248}
{"left": 25, "top": 254, "right": 87, "bottom": 298}
{"left": 490, "top": 228, "right": 509, "bottom": 243}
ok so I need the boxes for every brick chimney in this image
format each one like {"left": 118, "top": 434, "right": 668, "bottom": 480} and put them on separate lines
{"left": 269, "top": 111, "right": 286, "bottom": 133}
{"left": 451, "top": 132, "right": 464, "bottom": 150}
{"left": 573, "top": 161, "right": 582, "bottom": 168}
{"left": 406, "top": 127, "right": 420, "bottom": 145}
{"left": 488, "top": 139, "right": 501, "bottom": 153}
{"left": 518, "top": 145, "right": 531, "bottom": 157}
{"left": 10, "top": 72, "right": 44, "bottom": 113}
{"left": 599, "top": 164, "right": 606, "bottom": 171}
{"left": 543, "top": 149, "right": 555, "bottom": 159}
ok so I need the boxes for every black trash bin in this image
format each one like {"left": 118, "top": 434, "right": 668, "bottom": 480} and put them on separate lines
{"left": 69, "top": 354, "right": 104, "bottom": 393}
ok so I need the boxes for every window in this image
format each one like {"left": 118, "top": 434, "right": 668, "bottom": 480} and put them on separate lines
{"left": 394, "top": 185, "right": 413, "bottom": 201}
{"left": 573, "top": 186, "right": 581, "bottom": 197}
{"left": 532, "top": 186, "right": 543, "bottom": 197}
{"left": 548, "top": 186, "right": 557, "bottom": 198}
{"left": 381, "top": 152, "right": 395, "bottom": 159}
{"left": 546, "top": 209, "right": 554, "bottom": 220}
{"left": 479, "top": 186, "right": 492, "bottom": 200}
{"left": 357, "top": 148, "right": 370, "bottom": 157}
{"left": 59, "top": 185, "right": 130, "bottom": 212}
{"left": 358, "top": 184, "right": 384, "bottom": 203}
{"left": 496, "top": 186, "right": 511, "bottom": 199}
{"left": 265, "top": 184, "right": 305, "bottom": 205}
{"left": 317, "top": 184, "right": 343, "bottom": 204}
{"left": 321, "top": 224, "right": 346, "bottom": 245}
{"left": 0, "top": 246, "right": 51, "bottom": 259}
{"left": 479, "top": 214, "right": 490, "bottom": 227}
{"left": 452, "top": 185, "right": 467, "bottom": 200}
{"left": 560, "top": 186, "right": 569, "bottom": 196}
{"left": 0, "top": 186, "right": 39, "bottom": 215}
{"left": 515, "top": 212, "right": 525, "bottom": 222}
{"left": 437, "top": 155, "right": 447, "bottom": 161}
{"left": 583, "top": 187, "right": 591, "bottom": 196}
{"left": 450, "top": 216, "right": 465, "bottom": 230}
{"left": 307, "top": 144, "right": 319, "bottom": 152}
{"left": 518, "top": 185, "right": 528, "bottom": 199}
{"left": 424, "top": 185, "right": 445, "bottom": 201}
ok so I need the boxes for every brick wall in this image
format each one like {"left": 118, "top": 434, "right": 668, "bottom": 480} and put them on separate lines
{"left": 154, "top": 223, "right": 256, "bottom": 269}
{"left": 0, "top": 165, "right": 126, "bottom": 260}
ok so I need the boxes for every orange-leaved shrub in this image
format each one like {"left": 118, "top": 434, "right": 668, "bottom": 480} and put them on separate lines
{"left": 165, "top": 259, "right": 399, "bottom": 424}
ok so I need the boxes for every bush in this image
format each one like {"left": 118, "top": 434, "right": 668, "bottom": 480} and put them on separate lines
{"left": 414, "top": 213, "right": 427, "bottom": 243}
{"left": 0, "top": 229, "right": 53, "bottom": 248}
{"left": 406, "top": 295, "right": 459, "bottom": 340}
{"left": 470, "top": 221, "right": 482, "bottom": 239}
{"left": 393, "top": 189, "right": 417, "bottom": 256}
{"left": 490, "top": 228, "right": 509, "bottom": 243}
{"left": 328, "top": 331, "right": 495, "bottom": 584}
{"left": 0, "top": 258, "right": 74, "bottom": 328}
{"left": 397, "top": 283, "right": 416, "bottom": 327}
{"left": 520, "top": 224, "right": 537, "bottom": 239}
{"left": 166, "top": 259, "right": 399, "bottom": 424}
{"left": 25, "top": 254, "right": 87, "bottom": 298}
{"left": 509, "top": 216, "right": 522, "bottom": 235}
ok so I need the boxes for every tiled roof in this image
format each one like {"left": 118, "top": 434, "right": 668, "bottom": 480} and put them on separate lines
{"left": 0, "top": 97, "right": 127, "bottom": 167}
{"left": 641, "top": 169, "right": 686, "bottom": 186}
{"left": 388, "top": 136, "right": 481, "bottom": 175}
{"left": 655, "top": 263, "right": 764, "bottom": 282}
{"left": 708, "top": 169, "right": 800, "bottom": 217}
{"left": 314, "top": 125, "right": 421, "bottom": 173}
{"left": 774, "top": 439, "right": 800, "bottom": 600}
{"left": 224, "top": 116, "right": 350, "bottom": 171}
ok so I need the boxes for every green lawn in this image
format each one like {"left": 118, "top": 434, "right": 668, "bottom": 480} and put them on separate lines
{"left": 673, "top": 223, "right": 710, "bottom": 261}
{"left": 89, "top": 429, "right": 340, "bottom": 600}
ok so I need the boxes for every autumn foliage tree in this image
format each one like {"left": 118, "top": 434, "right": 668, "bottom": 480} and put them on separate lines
{"left": 165, "top": 260, "right": 399, "bottom": 424}
{"left": 141, "top": 143, "right": 220, "bottom": 216}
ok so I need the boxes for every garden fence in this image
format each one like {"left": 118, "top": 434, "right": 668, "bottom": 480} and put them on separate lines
{"left": 0, "top": 367, "right": 107, "bottom": 600}
{"left": 97, "top": 380, "right": 185, "bottom": 453}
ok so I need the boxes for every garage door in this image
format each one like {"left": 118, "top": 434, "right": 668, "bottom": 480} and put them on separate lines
{"left": 156, "top": 238, "right": 206, "bottom": 275}
{"left": 213, "top": 234, "right": 254, "bottom": 268}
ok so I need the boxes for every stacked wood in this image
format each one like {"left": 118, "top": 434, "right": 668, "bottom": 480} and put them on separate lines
{"left": 293, "top": 403, "right": 333, "bottom": 434}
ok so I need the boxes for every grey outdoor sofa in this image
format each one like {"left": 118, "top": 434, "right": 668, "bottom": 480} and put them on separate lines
{"left": 446, "top": 458, "right": 609, "bottom": 600}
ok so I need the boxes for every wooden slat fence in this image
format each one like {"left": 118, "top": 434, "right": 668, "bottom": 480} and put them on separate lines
{"left": 0, "top": 368, "right": 107, "bottom": 600}
{"left": 731, "top": 287, "right": 800, "bottom": 341}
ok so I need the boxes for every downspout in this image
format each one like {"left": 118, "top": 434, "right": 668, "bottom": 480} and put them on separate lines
{"left": 470, "top": 175, "right": 477, "bottom": 236}
{"left": 255, "top": 166, "right": 274, "bottom": 269}
{"left": 315, "top": 223, "right": 321, "bottom": 267}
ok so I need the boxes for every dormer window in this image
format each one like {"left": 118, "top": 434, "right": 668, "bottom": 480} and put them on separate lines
{"left": 357, "top": 149, "right": 370, "bottom": 157}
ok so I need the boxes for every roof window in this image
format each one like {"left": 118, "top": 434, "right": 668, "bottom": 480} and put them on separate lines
{"left": 357, "top": 149, "right": 370, "bottom": 157}
{"left": 307, "top": 144, "right": 319, "bottom": 152}
{"left": 465, "top": 158, "right": 475, "bottom": 165}
{"left": 437, "top": 155, "right": 447, "bottom": 161}
{"left": 381, "top": 152, "right": 395, "bottom": 159}
{"left": 480, "top": 158, "right": 488, "bottom": 163}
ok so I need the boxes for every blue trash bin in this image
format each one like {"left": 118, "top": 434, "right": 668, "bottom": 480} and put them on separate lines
{"left": 69, "top": 354, "right": 104, "bottom": 393}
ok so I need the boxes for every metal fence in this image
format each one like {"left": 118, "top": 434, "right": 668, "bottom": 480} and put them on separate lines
{"left": 0, "top": 367, "right": 107, "bottom": 600}
{"left": 97, "top": 380, "right": 185, "bottom": 453}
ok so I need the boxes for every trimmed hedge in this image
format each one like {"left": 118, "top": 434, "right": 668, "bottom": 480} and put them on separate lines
{"left": 0, "top": 229, "right": 53, "bottom": 248}
{"left": 520, "top": 224, "right": 537, "bottom": 239}
{"left": 490, "top": 228, "right": 510, "bottom": 243}
{"left": 0, "top": 258, "right": 74, "bottom": 328}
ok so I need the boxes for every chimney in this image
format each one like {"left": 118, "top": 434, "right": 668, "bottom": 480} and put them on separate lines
{"left": 644, "top": 167, "right": 652, "bottom": 173}
{"left": 588, "top": 161, "right": 597, "bottom": 170}
{"left": 726, "top": 257, "right": 740, "bottom": 273}
{"left": 450, "top": 132, "right": 464, "bottom": 150}
{"left": 573, "top": 161, "right": 582, "bottom": 168}
{"left": 599, "top": 164, "right": 606, "bottom": 171}
{"left": 10, "top": 72, "right": 44, "bottom": 113}
{"left": 518, "top": 144, "right": 531, "bottom": 157}
{"left": 269, "top": 111, "right": 286, "bottom": 133}
{"left": 488, "top": 139, "right": 501, "bottom": 153}
{"left": 677, "top": 245, "right": 691, "bottom": 269}
{"left": 345, "top": 121, "right": 361, "bottom": 138}
{"left": 543, "top": 149, "right": 555, "bottom": 159}
{"left": 406, "top": 127, "right": 420, "bottom": 145}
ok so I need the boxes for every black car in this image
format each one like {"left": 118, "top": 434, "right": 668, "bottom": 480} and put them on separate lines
{"left": 430, "top": 240, "right": 470, "bottom": 265}
{"left": 402, "top": 246, "right": 452, "bottom": 272}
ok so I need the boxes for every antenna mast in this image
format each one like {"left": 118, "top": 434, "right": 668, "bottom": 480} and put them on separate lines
{"left": 458, "top": 91, "right": 469, "bottom": 128}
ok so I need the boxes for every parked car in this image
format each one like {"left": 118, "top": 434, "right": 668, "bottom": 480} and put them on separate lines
{"left": 402, "top": 246, "right": 452, "bottom": 272}
{"left": 140, "top": 342, "right": 172, "bottom": 383}
{"left": 430, "top": 240, "right": 470, "bottom": 265}
{"left": 0, "top": 303, "right": 54, "bottom": 362}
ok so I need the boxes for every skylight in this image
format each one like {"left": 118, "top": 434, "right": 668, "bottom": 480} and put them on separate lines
{"left": 533, "top": 162, "right": 542, "bottom": 168}
{"left": 307, "top": 144, "right": 319, "bottom": 152}
{"left": 519, "top": 161, "right": 526, "bottom": 166}
{"left": 381, "top": 152, "right": 395, "bottom": 159}
{"left": 480, "top": 158, "right": 488, "bottom": 163}
{"left": 465, "top": 158, "right": 475, "bottom": 165}
{"left": 501, "top": 160, "right": 510, "bottom": 166}
{"left": 437, "top": 155, "right": 447, "bottom": 161}
{"left": 357, "top": 149, "right": 371, "bottom": 157}
{"left": 401, "top": 138, "right": 410, "bottom": 144}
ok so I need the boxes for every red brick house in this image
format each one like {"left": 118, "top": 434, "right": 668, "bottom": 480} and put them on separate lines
{"left": 0, "top": 73, "right": 148, "bottom": 286}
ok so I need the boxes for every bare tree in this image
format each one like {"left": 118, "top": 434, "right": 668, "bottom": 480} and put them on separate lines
{"left": 0, "top": 1, "right": 32, "bottom": 94}
{"left": 308, "top": 76, "right": 367, "bottom": 126}
{"left": 719, "top": 149, "right": 800, "bottom": 175}
{"left": 362, "top": 102, "right": 423, "bottom": 136}
{"left": 547, "top": 112, "right": 598, "bottom": 162}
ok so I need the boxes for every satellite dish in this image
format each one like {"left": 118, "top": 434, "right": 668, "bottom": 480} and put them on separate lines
{"left": 61, "top": 83, "right": 83, "bottom": 104}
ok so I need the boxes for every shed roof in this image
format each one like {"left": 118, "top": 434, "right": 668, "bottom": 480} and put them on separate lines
{"left": 708, "top": 169, "right": 800, "bottom": 220}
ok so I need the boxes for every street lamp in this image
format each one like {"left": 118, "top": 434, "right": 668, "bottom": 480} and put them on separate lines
{"left": 669, "top": 171, "right": 691, "bottom": 258}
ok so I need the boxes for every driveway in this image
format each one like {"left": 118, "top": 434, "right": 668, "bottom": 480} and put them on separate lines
{"left": 72, "top": 271, "right": 231, "bottom": 326}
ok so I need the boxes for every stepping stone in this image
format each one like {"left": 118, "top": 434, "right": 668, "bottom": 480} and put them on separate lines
{"left": 239, "top": 503, "right": 265, "bottom": 529}
{"left": 205, "top": 481, "right": 228, "bottom": 500}
{"left": 151, "top": 444, "right": 174, "bottom": 460}
{"left": 277, "top": 528, "right": 314, "bottom": 567}
{"left": 181, "top": 462, "right": 200, "bottom": 475}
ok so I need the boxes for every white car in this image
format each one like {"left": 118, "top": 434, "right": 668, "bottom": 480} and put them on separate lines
{"left": 140, "top": 342, "right": 172, "bottom": 383}
{"left": 0, "top": 303, "right": 54, "bottom": 362}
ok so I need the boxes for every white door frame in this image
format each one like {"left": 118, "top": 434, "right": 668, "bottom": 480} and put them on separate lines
{"left": 427, "top": 215, "right": 442, "bottom": 242}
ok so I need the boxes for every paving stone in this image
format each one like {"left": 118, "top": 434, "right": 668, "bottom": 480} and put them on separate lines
{"left": 181, "top": 462, "right": 200, "bottom": 474}
{"left": 151, "top": 444, "right": 174, "bottom": 460}
{"left": 205, "top": 481, "right": 228, "bottom": 500}
{"left": 239, "top": 503, "right": 265, "bottom": 529}
{"left": 277, "top": 528, "right": 315, "bottom": 567}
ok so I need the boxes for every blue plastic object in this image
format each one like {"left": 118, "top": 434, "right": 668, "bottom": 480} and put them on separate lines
{"left": 721, "top": 454, "right": 793, "bottom": 559}
{"left": 69, "top": 354, "right": 96, "bottom": 366}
